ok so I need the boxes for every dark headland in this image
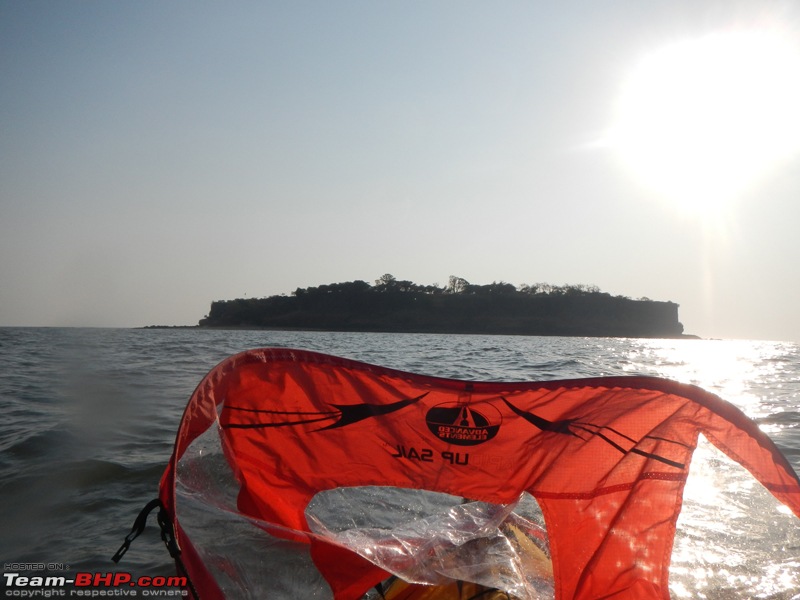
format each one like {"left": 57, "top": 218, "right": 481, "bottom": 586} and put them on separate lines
{"left": 196, "top": 275, "right": 692, "bottom": 339}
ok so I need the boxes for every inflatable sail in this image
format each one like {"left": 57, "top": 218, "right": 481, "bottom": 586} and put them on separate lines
{"left": 120, "top": 349, "right": 800, "bottom": 599}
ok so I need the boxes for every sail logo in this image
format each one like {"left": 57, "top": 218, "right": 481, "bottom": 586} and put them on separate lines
{"left": 425, "top": 402, "right": 501, "bottom": 446}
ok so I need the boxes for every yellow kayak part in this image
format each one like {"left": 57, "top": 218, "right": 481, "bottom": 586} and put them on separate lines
{"left": 505, "top": 523, "right": 553, "bottom": 583}
{"left": 379, "top": 578, "right": 512, "bottom": 600}
{"left": 376, "top": 523, "right": 552, "bottom": 600}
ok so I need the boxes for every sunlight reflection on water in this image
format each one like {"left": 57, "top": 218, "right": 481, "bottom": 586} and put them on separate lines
{"left": 670, "top": 437, "right": 800, "bottom": 597}
{"left": 623, "top": 339, "right": 796, "bottom": 418}
{"left": 617, "top": 339, "right": 800, "bottom": 598}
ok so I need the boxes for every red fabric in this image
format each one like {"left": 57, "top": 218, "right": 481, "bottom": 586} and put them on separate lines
{"left": 161, "top": 348, "right": 800, "bottom": 599}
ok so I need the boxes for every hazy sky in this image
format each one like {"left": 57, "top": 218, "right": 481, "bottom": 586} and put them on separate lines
{"left": 2, "top": 1, "right": 800, "bottom": 341}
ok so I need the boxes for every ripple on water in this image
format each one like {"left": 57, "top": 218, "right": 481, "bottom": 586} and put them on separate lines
{"left": 1, "top": 328, "right": 798, "bottom": 596}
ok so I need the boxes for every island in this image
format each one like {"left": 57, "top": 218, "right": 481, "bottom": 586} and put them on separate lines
{"left": 198, "top": 275, "right": 687, "bottom": 338}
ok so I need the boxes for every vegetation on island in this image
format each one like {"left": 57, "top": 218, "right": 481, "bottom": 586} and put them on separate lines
{"left": 198, "top": 275, "right": 685, "bottom": 338}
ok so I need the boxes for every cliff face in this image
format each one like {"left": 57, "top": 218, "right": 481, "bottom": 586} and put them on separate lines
{"left": 199, "top": 283, "right": 684, "bottom": 338}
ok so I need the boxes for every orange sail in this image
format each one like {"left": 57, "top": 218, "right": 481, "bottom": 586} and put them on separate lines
{"left": 157, "top": 349, "right": 800, "bottom": 599}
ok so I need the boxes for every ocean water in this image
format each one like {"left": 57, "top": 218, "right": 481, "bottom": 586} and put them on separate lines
{"left": 1, "top": 327, "right": 799, "bottom": 598}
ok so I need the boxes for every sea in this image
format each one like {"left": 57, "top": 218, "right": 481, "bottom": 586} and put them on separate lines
{"left": 1, "top": 327, "right": 799, "bottom": 598}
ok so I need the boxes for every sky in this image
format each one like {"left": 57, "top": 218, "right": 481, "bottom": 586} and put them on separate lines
{"left": 2, "top": 1, "right": 800, "bottom": 341}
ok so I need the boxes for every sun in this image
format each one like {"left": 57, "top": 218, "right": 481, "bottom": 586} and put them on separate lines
{"left": 610, "top": 30, "right": 800, "bottom": 218}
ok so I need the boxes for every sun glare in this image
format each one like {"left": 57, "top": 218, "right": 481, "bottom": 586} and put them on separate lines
{"left": 611, "top": 30, "right": 800, "bottom": 218}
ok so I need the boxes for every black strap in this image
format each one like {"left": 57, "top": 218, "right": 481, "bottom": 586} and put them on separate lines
{"left": 112, "top": 499, "right": 200, "bottom": 600}
{"left": 112, "top": 498, "right": 162, "bottom": 563}
{"left": 156, "top": 504, "right": 181, "bottom": 559}
{"left": 156, "top": 505, "right": 200, "bottom": 600}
